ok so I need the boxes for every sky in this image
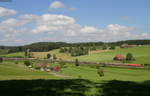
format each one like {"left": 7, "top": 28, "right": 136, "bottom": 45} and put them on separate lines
{"left": 0, "top": 0, "right": 150, "bottom": 45}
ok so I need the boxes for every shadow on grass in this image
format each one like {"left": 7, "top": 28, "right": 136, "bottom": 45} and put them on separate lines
{"left": 0, "top": 79, "right": 94, "bottom": 96}
{"left": 0, "top": 79, "right": 150, "bottom": 96}
{"left": 97, "top": 80, "right": 150, "bottom": 96}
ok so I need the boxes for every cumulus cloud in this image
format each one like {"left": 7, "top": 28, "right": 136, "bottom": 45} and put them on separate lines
{"left": 49, "top": 1, "right": 65, "bottom": 9}
{"left": 0, "top": 7, "right": 16, "bottom": 16}
{"left": 0, "top": 12, "right": 150, "bottom": 45}
{"left": 49, "top": 1, "right": 76, "bottom": 11}
{"left": 80, "top": 26, "right": 97, "bottom": 33}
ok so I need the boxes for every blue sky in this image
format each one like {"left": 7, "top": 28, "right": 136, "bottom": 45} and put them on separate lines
{"left": 0, "top": 0, "right": 150, "bottom": 45}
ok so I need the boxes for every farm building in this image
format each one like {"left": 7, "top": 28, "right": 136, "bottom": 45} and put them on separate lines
{"left": 35, "top": 63, "right": 50, "bottom": 71}
{"left": 113, "top": 55, "right": 125, "bottom": 61}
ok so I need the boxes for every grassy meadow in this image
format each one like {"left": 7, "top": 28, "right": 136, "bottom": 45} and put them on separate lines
{"left": 0, "top": 45, "right": 150, "bottom": 95}
{"left": 0, "top": 61, "right": 58, "bottom": 80}
{"left": 1, "top": 45, "right": 150, "bottom": 65}
{"left": 0, "top": 61, "right": 150, "bottom": 96}
{"left": 77, "top": 45, "right": 150, "bottom": 64}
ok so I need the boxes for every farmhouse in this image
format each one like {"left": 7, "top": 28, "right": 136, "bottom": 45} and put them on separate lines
{"left": 113, "top": 55, "right": 125, "bottom": 61}
{"left": 35, "top": 63, "right": 50, "bottom": 71}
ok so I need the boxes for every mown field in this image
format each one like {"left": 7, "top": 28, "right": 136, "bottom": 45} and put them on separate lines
{"left": 0, "top": 61, "right": 150, "bottom": 96}
{"left": 77, "top": 45, "right": 150, "bottom": 64}
{"left": 0, "top": 61, "right": 58, "bottom": 80}
{"left": 1, "top": 45, "right": 150, "bottom": 65}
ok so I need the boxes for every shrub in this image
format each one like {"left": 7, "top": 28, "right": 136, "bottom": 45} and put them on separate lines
{"left": 126, "top": 53, "right": 135, "bottom": 61}
{"left": 143, "top": 64, "right": 150, "bottom": 66}
{"left": 110, "top": 46, "right": 116, "bottom": 50}
{"left": 15, "top": 61, "right": 19, "bottom": 64}
{"left": 47, "top": 54, "right": 51, "bottom": 59}
{"left": 97, "top": 68, "right": 104, "bottom": 77}
{"left": 24, "top": 61, "right": 32, "bottom": 66}
{"left": 75, "top": 59, "right": 79, "bottom": 66}
{"left": 0, "top": 57, "right": 3, "bottom": 63}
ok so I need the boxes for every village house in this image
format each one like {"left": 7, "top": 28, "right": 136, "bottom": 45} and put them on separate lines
{"left": 113, "top": 55, "right": 125, "bottom": 61}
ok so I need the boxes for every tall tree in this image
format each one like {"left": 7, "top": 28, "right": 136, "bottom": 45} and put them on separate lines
{"left": 47, "top": 53, "right": 51, "bottom": 59}
{"left": 126, "top": 53, "right": 135, "bottom": 61}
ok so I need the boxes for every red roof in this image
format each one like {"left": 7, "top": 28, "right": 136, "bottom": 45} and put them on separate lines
{"left": 114, "top": 55, "right": 125, "bottom": 60}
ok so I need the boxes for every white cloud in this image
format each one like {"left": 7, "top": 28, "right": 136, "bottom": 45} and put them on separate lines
{"left": 107, "top": 24, "right": 134, "bottom": 32}
{"left": 0, "top": 13, "right": 150, "bottom": 45}
{"left": 0, "top": 7, "right": 16, "bottom": 17}
{"left": 32, "top": 14, "right": 76, "bottom": 33}
{"left": 49, "top": 1, "right": 76, "bottom": 11}
{"left": 80, "top": 26, "right": 97, "bottom": 33}
{"left": 49, "top": 1, "right": 65, "bottom": 9}
{"left": 0, "top": 18, "right": 27, "bottom": 27}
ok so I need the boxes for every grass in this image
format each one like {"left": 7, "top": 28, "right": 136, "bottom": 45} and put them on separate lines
{"left": 0, "top": 61, "right": 150, "bottom": 96}
{"left": 77, "top": 45, "right": 150, "bottom": 64}
{"left": 2, "top": 45, "right": 150, "bottom": 65}
{"left": 0, "top": 52, "right": 24, "bottom": 58}
{"left": 0, "top": 45, "right": 150, "bottom": 95}
{"left": 32, "top": 49, "right": 73, "bottom": 60}
{"left": 0, "top": 61, "right": 58, "bottom": 80}
{"left": 61, "top": 64, "right": 150, "bottom": 82}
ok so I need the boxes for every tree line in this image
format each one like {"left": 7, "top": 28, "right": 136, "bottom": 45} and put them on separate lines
{"left": 0, "top": 39, "right": 150, "bottom": 54}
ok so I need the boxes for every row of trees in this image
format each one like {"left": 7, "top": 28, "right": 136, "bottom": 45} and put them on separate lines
{"left": 60, "top": 47, "right": 89, "bottom": 57}
{"left": 1, "top": 39, "right": 150, "bottom": 54}
{"left": 47, "top": 54, "right": 57, "bottom": 60}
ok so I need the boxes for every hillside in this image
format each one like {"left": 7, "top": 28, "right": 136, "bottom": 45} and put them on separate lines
{"left": 1, "top": 45, "right": 150, "bottom": 64}
{"left": 0, "top": 61, "right": 58, "bottom": 80}
{"left": 0, "top": 39, "right": 150, "bottom": 54}
{"left": 77, "top": 45, "right": 150, "bottom": 64}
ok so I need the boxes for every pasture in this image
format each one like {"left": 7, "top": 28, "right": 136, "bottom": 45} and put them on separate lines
{"left": 0, "top": 61, "right": 150, "bottom": 96}
{"left": 1, "top": 45, "right": 150, "bottom": 65}
{"left": 0, "top": 61, "right": 58, "bottom": 80}
{"left": 77, "top": 45, "right": 150, "bottom": 64}
{"left": 0, "top": 45, "right": 150, "bottom": 95}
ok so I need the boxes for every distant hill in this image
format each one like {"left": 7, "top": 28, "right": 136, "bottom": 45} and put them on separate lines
{"left": 0, "top": 39, "right": 150, "bottom": 54}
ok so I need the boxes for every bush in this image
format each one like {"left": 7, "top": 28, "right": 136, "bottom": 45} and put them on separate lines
{"left": 0, "top": 57, "right": 3, "bottom": 63}
{"left": 24, "top": 61, "right": 32, "bottom": 66}
{"left": 97, "top": 68, "right": 104, "bottom": 77}
{"left": 47, "top": 54, "right": 51, "bottom": 59}
{"left": 75, "top": 59, "right": 79, "bottom": 66}
{"left": 14, "top": 61, "right": 19, "bottom": 64}
{"left": 126, "top": 53, "right": 135, "bottom": 61}
{"left": 142, "top": 64, "right": 150, "bottom": 66}
{"left": 110, "top": 46, "right": 115, "bottom": 50}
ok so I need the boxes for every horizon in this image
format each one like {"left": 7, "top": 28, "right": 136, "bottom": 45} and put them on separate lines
{"left": 0, "top": 39, "right": 149, "bottom": 47}
{"left": 0, "top": 0, "right": 150, "bottom": 45}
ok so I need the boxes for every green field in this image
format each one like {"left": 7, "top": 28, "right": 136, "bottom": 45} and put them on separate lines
{"left": 77, "top": 45, "right": 150, "bottom": 64}
{"left": 1, "top": 45, "right": 150, "bottom": 65}
{"left": 0, "top": 61, "right": 150, "bottom": 96}
{"left": 1, "top": 45, "right": 150, "bottom": 95}
{"left": 0, "top": 61, "right": 58, "bottom": 80}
